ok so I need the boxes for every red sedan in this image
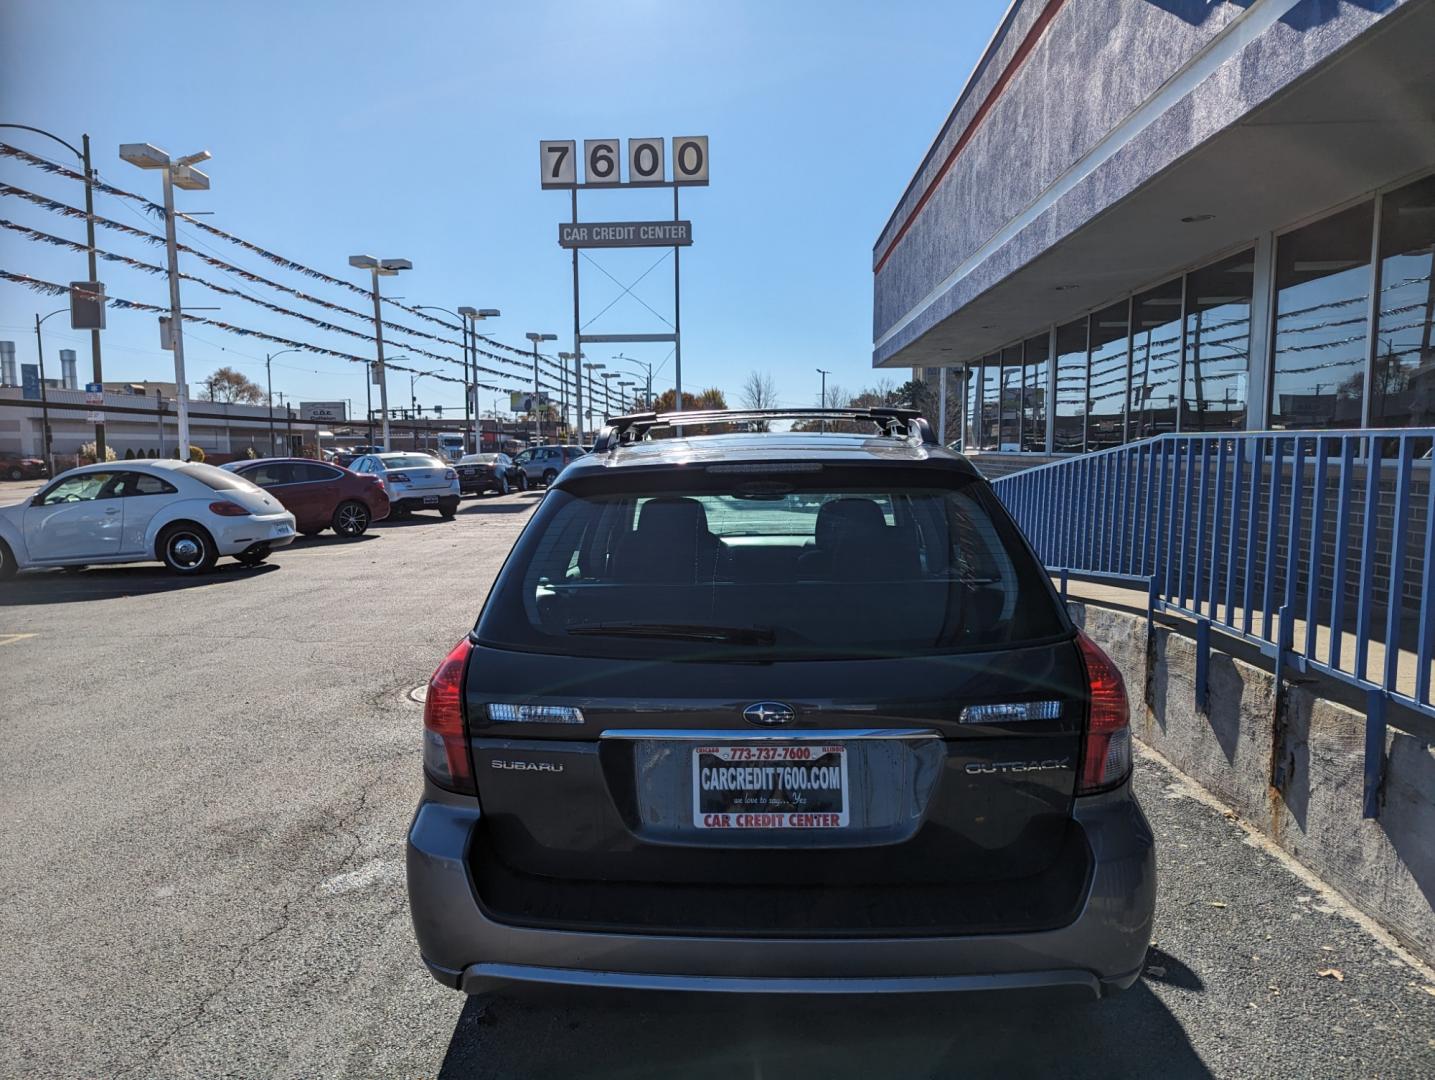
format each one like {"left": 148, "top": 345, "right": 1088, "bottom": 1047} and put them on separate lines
{"left": 221, "top": 458, "right": 389, "bottom": 537}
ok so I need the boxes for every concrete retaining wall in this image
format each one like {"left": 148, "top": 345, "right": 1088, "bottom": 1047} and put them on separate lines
{"left": 1072, "top": 601, "right": 1435, "bottom": 966}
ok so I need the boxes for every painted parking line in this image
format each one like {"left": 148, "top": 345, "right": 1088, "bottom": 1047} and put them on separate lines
{"left": 0, "top": 633, "right": 37, "bottom": 647}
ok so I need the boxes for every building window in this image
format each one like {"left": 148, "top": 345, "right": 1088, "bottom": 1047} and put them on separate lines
{"left": 1054, "top": 318, "right": 1087, "bottom": 452}
{"left": 1270, "top": 200, "right": 1375, "bottom": 429}
{"left": 1372, "top": 174, "right": 1435, "bottom": 427}
{"left": 1022, "top": 333, "right": 1049, "bottom": 452}
{"left": 1128, "top": 278, "right": 1183, "bottom": 442}
{"left": 1087, "top": 301, "right": 1129, "bottom": 450}
{"left": 999, "top": 344, "right": 1022, "bottom": 450}
{"left": 980, "top": 353, "right": 1000, "bottom": 450}
{"left": 1182, "top": 249, "right": 1253, "bottom": 431}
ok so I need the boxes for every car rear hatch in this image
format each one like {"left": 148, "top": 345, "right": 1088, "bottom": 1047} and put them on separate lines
{"left": 459, "top": 460, "right": 1092, "bottom": 936}
{"left": 387, "top": 460, "right": 452, "bottom": 489}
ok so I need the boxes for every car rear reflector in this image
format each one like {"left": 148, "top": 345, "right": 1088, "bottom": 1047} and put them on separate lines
{"left": 208, "top": 500, "right": 249, "bottom": 517}
{"left": 487, "top": 703, "right": 585, "bottom": 725}
{"left": 423, "top": 638, "right": 475, "bottom": 794}
{"left": 1075, "top": 631, "right": 1131, "bottom": 795}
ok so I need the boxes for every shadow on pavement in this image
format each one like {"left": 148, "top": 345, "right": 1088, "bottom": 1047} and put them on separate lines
{"left": 0, "top": 561, "right": 280, "bottom": 606}
{"left": 436, "top": 982, "right": 1210, "bottom": 1079}
{"left": 371, "top": 514, "right": 455, "bottom": 529}
{"left": 459, "top": 499, "right": 537, "bottom": 516}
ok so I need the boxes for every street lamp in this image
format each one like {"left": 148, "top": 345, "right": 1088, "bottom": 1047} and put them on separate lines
{"left": 583, "top": 362, "right": 606, "bottom": 429}
{"left": 612, "top": 354, "right": 655, "bottom": 410}
{"left": 557, "top": 352, "right": 575, "bottom": 437}
{"left": 120, "top": 142, "right": 211, "bottom": 460}
{"left": 417, "top": 304, "right": 499, "bottom": 453}
{"left": 265, "top": 349, "right": 301, "bottom": 455}
{"left": 600, "top": 371, "right": 620, "bottom": 422}
{"left": 525, "top": 332, "right": 557, "bottom": 444}
{"left": 348, "top": 254, "right": 411, "bottom": 450}
{"left": 31, "top": 308, "right": 68, "bottom": 473}
{"left": 4, "top": 124, "right": 106, "bottom": 456}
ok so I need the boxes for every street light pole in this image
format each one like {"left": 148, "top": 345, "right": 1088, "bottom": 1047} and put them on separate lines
{"left": 264, "top": 349, "right": 301, "bottom": 456}
{"left": 601, "top": 372, "right": 619, "bottom": 421}
{"left": 525, "top": 333, "right": 557, "bottom": 444}
{"left": 348, "top": 255, "right": 411, "bottom": 450}
{"left": 121, "top": 143, "right": 212, "bottom": 461}
{"left": 158, "top": 166, "right": 191, "bottom": 459}
{"left": 612, "top": 354, "right": 653, "bottom": 410}
{"left": 583, "top": 362, "right": 606, "bottom": 431}
{"left": 558, "top": 352, "right": 574, "bottom": 436}
{"left": 32, "top": 309, "right": 66, "bottom": 473}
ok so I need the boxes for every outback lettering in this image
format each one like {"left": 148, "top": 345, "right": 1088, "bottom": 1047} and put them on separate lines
{"left": 965, "top": 758, "right": 1071, "bottom": 775}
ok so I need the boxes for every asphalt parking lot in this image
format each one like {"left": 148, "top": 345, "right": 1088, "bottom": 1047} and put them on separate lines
{"left": 1, "top": 482, "right": 1432, "bottom": 1079}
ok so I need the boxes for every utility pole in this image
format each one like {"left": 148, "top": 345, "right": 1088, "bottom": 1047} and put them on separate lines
{"left": 816, "top": 367, "right": 831, "bottom": 433}
{"left": 80, "top": 135, "right": 104, "bottom": 458}
{"left": 1, "top": 126, "right": 107, "bottom": 456}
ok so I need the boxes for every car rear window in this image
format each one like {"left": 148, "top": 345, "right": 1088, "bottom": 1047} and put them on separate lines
{"left": 477, "top": 467, "right": 1067, "bottom": 660}
{"left": 382, "top": 455, "right": 442, "bottom": 469}
{"left": 176, "top": 464, "right": 261, "bottom": 492}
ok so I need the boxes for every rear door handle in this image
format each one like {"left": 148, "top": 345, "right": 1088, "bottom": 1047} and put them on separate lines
{"left": 105, "top": 508, "right": 121, "bottom": 515}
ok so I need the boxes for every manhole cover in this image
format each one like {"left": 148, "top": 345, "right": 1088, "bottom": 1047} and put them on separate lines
{"left": 407, "top": 684, "right": 428, "bottom": 704}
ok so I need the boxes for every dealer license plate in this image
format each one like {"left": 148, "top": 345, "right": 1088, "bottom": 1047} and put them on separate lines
{"left": 422, "top": 495, "right": 439, "bottom": 504}
{"left": 692, "top": 744, "right": 848, "bottom": 829}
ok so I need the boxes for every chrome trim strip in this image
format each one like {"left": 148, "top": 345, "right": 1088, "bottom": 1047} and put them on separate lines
{"left": 599, "top": 728, "right": 940, "bottom": 742}
{"left": 461, "top": 962, "right": 1100, "bottom": 997}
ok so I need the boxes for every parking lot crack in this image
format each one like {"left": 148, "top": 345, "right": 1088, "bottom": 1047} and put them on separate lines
{"left": 112, "top": 782, "right": 381, "bottom": 1076}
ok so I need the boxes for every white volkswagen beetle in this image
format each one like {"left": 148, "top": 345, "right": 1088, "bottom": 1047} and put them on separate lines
{"left": 0, "top": 460, "right": 296, "bottom": 579}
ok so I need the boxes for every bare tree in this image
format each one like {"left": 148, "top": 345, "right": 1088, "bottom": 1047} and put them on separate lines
{"left": 740, "top": 370, "right": 779, "bottom": 411}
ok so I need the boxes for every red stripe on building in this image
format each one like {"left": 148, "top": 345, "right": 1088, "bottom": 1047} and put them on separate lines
{"left": 874, "top": 0, "right": 1068, "bottom": 276}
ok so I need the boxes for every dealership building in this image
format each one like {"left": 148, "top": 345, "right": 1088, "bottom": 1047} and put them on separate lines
{"left": 871, "top": 0, "right": 1435, "bottom": 461}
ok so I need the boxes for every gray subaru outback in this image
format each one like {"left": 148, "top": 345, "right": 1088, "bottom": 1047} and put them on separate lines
{"left": 406, "top": 408, "right": 1155, "bottom": 997}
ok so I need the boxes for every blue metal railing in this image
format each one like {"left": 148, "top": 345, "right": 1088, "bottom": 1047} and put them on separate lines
{"left": 990, "top": 429, "right": 1435, "bottom": 818}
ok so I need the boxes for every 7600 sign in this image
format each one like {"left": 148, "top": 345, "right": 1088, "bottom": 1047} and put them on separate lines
{"left": 539, "top": 136, "right": 709, "bottom": 188}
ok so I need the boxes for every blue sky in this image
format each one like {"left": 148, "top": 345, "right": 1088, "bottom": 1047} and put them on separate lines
{"left": 1, "top": 0, "right": 1007, "bottom": 419}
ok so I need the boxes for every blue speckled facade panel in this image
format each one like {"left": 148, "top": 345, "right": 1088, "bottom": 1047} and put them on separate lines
{"left": 872, "top": 0, "right": 1408, "bottom": 364}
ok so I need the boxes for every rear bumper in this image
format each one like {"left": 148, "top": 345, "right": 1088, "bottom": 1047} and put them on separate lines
{"left": 212, "top": 514, "right": 297, "bottom": 554}
{"left": 458, "top": 475, "right": 497, "bottom": 494}
{"left": 392, "top": 493, "right": 460, "bottom": 512}
{"left": 406, "top": 779, "right": 1156, "bottom": 997}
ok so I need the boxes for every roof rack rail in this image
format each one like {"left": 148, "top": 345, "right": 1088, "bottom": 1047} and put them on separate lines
{"left": 591, "top": 407, "right": 938, "bottom": 452}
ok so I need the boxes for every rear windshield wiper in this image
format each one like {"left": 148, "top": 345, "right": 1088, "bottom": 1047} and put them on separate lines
{"left": 565, "top": 622, "right": 776, "bottom": 646}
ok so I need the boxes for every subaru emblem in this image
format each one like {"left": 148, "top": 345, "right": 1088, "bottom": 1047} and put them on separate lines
{"left": 743, "top": 701, "right": 795, "bottom": 726}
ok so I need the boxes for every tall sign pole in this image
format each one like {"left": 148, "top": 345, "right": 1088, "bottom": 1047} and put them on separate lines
{"left": 540, "top": 136, "right": 707, "bottom": 427}
{"left": 571, "top": 186, "right": 583, "bottom": 443}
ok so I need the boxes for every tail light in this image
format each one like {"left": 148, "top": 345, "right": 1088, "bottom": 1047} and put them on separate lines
{"left": 208, "top": 500, "right": 249, "bottom": 517}
{"left": 389, "top": 471, "right": 411, "bottom": 483}
{"left": 1075, "top": 631, "right": 1131, "bottom": 794}
{"left": 423, "top": 637, "right": 475, "bottom": 794}
{"left": 444, "top": 468, "right": 457, "bottom": 480}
